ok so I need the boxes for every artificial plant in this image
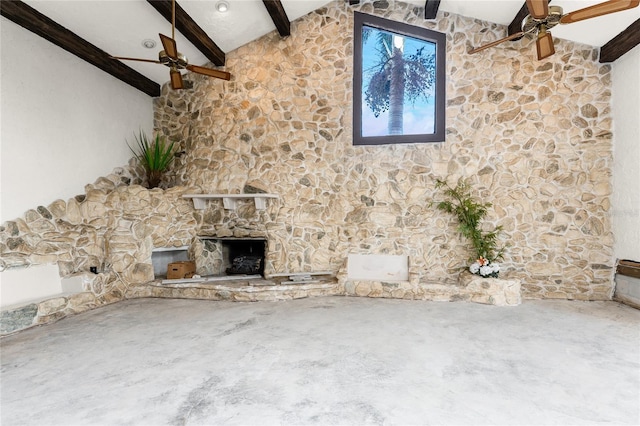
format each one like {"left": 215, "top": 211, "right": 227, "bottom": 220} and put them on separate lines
{"left": 433, "top": 178, "right": 505, "bottom": 277}
{"left": 128, "top": 130, "right": 175, "bottom": 189}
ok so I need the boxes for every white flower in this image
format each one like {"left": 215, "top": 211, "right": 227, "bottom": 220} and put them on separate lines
{"left": 470, "top": 260, "right": 501, "bottom": 277}
{"left": 480, "top": 265, "right": 492, "bottom": 276}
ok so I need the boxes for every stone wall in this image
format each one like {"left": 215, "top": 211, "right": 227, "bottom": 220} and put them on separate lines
{"left": 0, "top": 0, "right": 615, "bottom": 333}
{"left": 0, "top": 180, "right": 199, "bottom": 332}
{"left": 154, "top": 0, "right": 614, "bottom": 299}
{"left": 8, "top": 186, "right": 194, "bottom": 275}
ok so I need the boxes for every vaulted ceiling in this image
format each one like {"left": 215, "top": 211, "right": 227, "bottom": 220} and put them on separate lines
{"left": 2, "top": 0, "right": 638, "bottom": 97}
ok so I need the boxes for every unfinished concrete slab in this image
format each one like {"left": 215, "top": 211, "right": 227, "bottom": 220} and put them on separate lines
{"left": 1, "top": 297, "right": 639, "bottom": 425}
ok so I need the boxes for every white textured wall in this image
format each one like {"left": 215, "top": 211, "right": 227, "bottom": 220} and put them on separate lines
{"left": 0, "top": 18, "right": 154, "bottom": 223}
{"left": 611, "top": 44, "right": 640, "bottom": 261}
{"left": 0, "top": 17, "right": 153, "bottom": 304}
{"left": 0, "top": 265, "right": 62, "bottom": 308}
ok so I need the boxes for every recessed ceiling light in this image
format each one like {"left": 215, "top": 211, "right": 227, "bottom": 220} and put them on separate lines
{"left": 216, "top": 1, "right": 229, "bottom": 13}
{"left": 142, "top": 39, "right": 156, "bottom": 49}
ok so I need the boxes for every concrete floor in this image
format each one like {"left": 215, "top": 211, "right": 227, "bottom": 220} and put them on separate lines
{"left": 1, "top": 297, "right": 639, "bottom": 425}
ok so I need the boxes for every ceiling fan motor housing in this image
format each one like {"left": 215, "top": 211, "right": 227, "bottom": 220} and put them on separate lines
{"left": 159, "top": 51, "right": 188, "bottom": 69}
{"left": 522, "top": 5, "right": 564, "bottom": 37}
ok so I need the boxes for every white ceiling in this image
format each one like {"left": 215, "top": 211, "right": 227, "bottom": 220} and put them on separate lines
{"left": 21, "top": 0, "right": 640, "bottom": 87}
{"left": 433, "top": 0, "right": 639, "bottom": 46}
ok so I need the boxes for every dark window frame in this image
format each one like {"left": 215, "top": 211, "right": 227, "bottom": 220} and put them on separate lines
{"left": 353, "top": 11, "right": 446, "bottom": 145}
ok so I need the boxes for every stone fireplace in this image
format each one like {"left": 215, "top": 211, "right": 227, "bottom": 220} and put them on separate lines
{"left": 151, "top": 236, "right": 268, "bottom": 281}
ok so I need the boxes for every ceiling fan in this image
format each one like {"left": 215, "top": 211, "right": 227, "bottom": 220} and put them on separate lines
{"left": 469, "top": 0, "right": 640, "bottom": 60}
{"left": 111, "top": 0, "right": 231, "bottom": 89}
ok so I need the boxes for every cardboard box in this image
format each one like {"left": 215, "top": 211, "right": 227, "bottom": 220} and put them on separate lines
{"left": 167, "top": 261, "right": 196, "bottom": 279}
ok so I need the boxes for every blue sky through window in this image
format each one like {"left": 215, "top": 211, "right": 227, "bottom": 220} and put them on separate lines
{"left": 361, "top": 26, "right": 436, "bottom": 137}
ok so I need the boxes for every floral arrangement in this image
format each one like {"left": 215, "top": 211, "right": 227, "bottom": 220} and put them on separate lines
{"left": 469, "top": 256, "right": 500, "bottom": 278}
{"left": 433, "top": 178, "right": 505, "bottom": 278}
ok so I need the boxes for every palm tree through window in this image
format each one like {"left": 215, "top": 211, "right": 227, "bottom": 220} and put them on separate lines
{"left": 362, "top": 26, "right": 436, "bottom": 136}
{"left": 353, "top": 12, "right": 446, "bottom": 145}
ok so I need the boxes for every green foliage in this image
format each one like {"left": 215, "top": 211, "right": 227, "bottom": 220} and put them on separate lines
{"left": 364, "top": 32, "right": 435, "bottom": 118}
{"left": 127, "top": 130, "right": 175, "bottom": 188}
{"left": 433, "top": 178, "right": 505, "bottom": 263}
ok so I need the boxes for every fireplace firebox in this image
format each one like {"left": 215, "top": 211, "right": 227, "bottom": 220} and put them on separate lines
{"left": 224, "top": 239, "right": 266, "bottom": 275}
{"left": 199, "top": 238, "right": 266, "bottom": 277}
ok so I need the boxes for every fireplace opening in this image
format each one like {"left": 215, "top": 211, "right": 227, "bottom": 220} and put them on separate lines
{"left": 194, "top": 237, "right": 267, "bottom": 280}
{"left": 198, "top": 238, "right": 267, "bottom": 277}
{"left": 223, "top": 239, "right": 266, "bottom": 276}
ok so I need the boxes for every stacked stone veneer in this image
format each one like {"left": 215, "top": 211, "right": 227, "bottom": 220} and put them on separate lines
{"left": 339, "top": 271, "right": 521, "bottom": 306}
{"left": 1, "top": 183, "right": 195, "bottom": 275}
{"left": 1, "top": 0, "right": 615, "bottom": 331}
{"left": 155, "top": 1, "right": 614, "bottom": 296}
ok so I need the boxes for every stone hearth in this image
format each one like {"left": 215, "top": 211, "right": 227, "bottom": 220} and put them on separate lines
{"left": 0, "top": 265, "right": 520, "bottom": 335}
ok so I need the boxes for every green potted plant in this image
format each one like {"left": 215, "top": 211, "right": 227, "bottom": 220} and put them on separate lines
{"left": 433, "top": 178, "right": 505, "bottom": 278}
{"left": 128, "top": 130, "right": 175, "bottom": 189}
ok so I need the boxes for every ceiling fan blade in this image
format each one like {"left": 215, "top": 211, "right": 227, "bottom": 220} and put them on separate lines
{"left": 159, "top": 33, "right": 178, "bottom": 59}
{"left": 185, "top": 65, "right": 231, "bottom": 81}
{"left": 536, "top": 28, "right": 555, "bottom": 60}
{"left": 469, "top": 32, "right": 525, "bottom": 54}
{"left": 110, "top": 56, "right": 162, "bottom": 64}
{"left": 560, "top": 0, "right": 639, "bottom": 24}
{"left": 170, "top": 69, "right": 183, "bottom": 90}
{"left": 526, "top": 0, "right": 549, "bottom": 19}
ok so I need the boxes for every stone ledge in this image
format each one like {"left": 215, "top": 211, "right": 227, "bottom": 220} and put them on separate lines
{"left": 343, "top": 272, "right": 521, "bottom": 306}
{"left": 0, "top": 290, "right": 115, "bottom": 336}
{"left": 0, "top": 272, "right": 521, "bottom": 336}
{"left": 126, "top": 280, "right": 344, "bottom": 302}
{"left": 0, "top": 304, "right": 38, "bottom": 335}
{"left": 457, "top": 271, "right": 522, "bottom": 306}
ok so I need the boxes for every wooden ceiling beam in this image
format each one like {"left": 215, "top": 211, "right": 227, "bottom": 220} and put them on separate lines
{"left": 146, "top": 0, "right": 225, "bottom": 66}
{"left": 262, "top": 0, "right": 291, "bottom": 37}
{"left": 508, "top": 3, "right": 529, "bottom": 36}
{"left": 508, "top": 2, "right": 530, "bottom": 36}
{"left": 0, "top": 0, "right": 160, "bottom": 97}
{"left": 599, "top": 18, "right": 640, "bottom": 63}
{"left": 424, "top": 0, "right": 441, "bottom": 19}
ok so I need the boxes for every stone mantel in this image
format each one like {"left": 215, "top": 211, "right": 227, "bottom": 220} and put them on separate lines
{"left": 183, "top": 193, "right": 279, "bottom": 211}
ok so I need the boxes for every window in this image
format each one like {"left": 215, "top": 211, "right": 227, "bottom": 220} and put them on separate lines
{"left": 353, "top": 12, "right": 446, "bottom": 145}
